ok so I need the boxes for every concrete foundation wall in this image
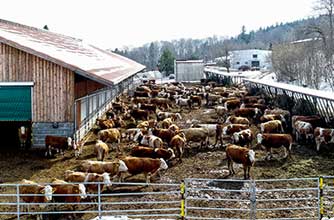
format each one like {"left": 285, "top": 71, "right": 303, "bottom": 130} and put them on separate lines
{"left": 32, "top": 122, "right": 74, "bottom": 148}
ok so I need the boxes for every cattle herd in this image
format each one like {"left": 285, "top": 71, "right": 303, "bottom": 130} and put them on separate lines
{"left": 18, "top": 81, "right": 334, "bottom": 213}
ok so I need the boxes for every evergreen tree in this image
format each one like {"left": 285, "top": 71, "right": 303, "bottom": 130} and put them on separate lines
{"left": 158, "top": 49, "right": 175, "bottom": 75}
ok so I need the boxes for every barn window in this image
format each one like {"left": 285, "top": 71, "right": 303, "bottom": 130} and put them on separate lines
{"left": 236, "top": 62, "right": 240, "bottom": 65}
{"left": 253, "top": 54, "right": 258, "bottom": 58}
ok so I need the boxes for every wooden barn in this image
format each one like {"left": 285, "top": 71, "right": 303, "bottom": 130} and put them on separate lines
{"left": 0, "top": 19, "right": 145, "bottom": 149}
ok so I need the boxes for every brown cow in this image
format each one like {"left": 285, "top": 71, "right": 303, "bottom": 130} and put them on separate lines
{"left": 190, "top": 95, "right": 202, "bottom": 108}
{"left": 151, "top": 128, "right": 176, "bottom": 145}
{"left": 96, "top": 118, "right": 115, "bottom": 129}
{"left": 45, "top": 135, "right": 73, "bottom": 157}
{"left": 234, "top": 107, "right": 261, "bottom": 119}
{"left": 224, "top": 99, "right": 241, "bottom": 110}
{"left": 257, "top": 133, "right": 293, "bottom": 159}
{"left": 120, "top": 157, "right": 168, "bottom": 183}
{"left": 169, "top": 133, "right": 186, "bottom": 162}
{"left": 314, "top": 127, "right": 334, "bottom": 151}
{"left": 225, "top": 144, "right": 255, "bottom": 179}
{"left": 130, "top": 146, "right": 175, "bottom": 161}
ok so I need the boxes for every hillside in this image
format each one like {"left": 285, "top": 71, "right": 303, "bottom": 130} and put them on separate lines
{"left": 109, "top": 16, "right": 321, "bottom": 70}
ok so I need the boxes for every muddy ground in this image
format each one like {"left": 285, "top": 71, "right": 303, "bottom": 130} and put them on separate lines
{"left": 0, "top": 96, "right": 334, "bottom": 220}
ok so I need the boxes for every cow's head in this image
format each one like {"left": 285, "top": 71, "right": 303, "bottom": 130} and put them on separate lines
{"left": 247, "top": 150, "right": 256, "bottom": 165}
{"left": 102, "top": 173, "right": 112, "bottom": 187}
{"left": 159, "top": 158, "right": 168, "bottom": 170}
{"left": 167, "top": 148, "right": 176, "bottom": 160}
{"left": 257, "top": 133, "right": 263, "bottom": 144}
{"left": 40, "top": 185, "right": 54, "bottom": 201}
{"left": 222, "top": 125, "right": 230, "bottom": 135}
{"left": 118, "top": 160, "right": 128, "bottom": 172}
{"left": 67, "top": 137, "right": 73, "bottom": 147}
{"left": 254, "top": 108, "right": 261, "bottom": 117}
{"left": 233, "top": 132, "right": 240, "bottom": 143}
{"left": 20, "top": 126, "right": 26, "bottom": 135}
{"left": 78, "top": 184, "right": 87, "bottom": 199}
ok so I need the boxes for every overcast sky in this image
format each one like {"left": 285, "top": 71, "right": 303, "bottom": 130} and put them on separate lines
{"left": 0, "top": 0, "right": 316, "bottom": 49}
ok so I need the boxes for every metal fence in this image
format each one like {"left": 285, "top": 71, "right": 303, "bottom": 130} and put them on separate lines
{"left": 204, "top": 70, "right": 245, "bottom": 85}
{"left": 203, "top": 69, "right": 334, "bottom": 124}
{"left": 243, "top": 79, "right": 334, "bottom": 124}
{"left": 73, "top": 76, "right": 140, "bottom": 142}
{"left": 0, "top": 177, "right": 333, "bottom": 220}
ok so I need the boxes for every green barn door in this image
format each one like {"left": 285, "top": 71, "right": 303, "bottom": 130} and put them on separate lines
{"left": 0, "top": 86, "right": 32, "bottom": 121}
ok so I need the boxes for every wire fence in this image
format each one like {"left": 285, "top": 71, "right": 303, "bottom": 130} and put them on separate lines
{"left": 0, "top": 177, "right": 333, "bottom": 220}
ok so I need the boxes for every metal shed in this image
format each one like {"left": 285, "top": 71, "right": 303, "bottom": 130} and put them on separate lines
{"left": 174, "top": 60, "right": 204, "bottom": 82}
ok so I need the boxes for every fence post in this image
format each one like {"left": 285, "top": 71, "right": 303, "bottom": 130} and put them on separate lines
{"left": 319, "top": 176, "right": 324, "bottom": 220}
{"left": 250, "top": 180, "right": 256, "bottom": 220}
{"left": 180, "top": 180, "right": 185, "bottom": 220}
{"left": 16, "top": 184, "right": 20, "bottom": 220}
{"left": 98, "top": 182, "right": 102, "bottom": 220}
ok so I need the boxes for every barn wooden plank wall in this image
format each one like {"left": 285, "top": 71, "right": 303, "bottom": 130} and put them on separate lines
{"left": 0, "top": 42, "right": 75, "bottom": 122}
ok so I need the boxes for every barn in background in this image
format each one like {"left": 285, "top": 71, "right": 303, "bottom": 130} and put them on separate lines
{"left": 174, "top": 60, "right": 204, "bottom": 82}
{"left": 229, "top": 49, "right": 272, "bottom": 70}
{"left": 0, "top": 19, "right": 145, "bottom": 148}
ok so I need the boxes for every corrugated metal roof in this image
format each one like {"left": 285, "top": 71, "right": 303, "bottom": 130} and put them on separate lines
{"left": 0, "top": 19, "right": 145, "bottom": 85}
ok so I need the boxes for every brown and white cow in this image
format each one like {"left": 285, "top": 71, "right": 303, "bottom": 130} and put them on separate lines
{"left": 18, "top": 126, "right": 30, "bottom": 150}
{"left": 314, "top": 127, "right": 334, "bottom": 151}
{"left": 45, "top": 135, "right": 73, "bottom": 157}
{"left": 64, "top": 170, "right": 112, "bottom": 193}
{"left": 232, "top": 129, "right": 253, "bottom": 147}
{"left": 80, "top": 160, "right": 128, "bottom": 178}
{"left": 156, "top": 112, "right": 182, "bottom": 121}
{"left": 19, "top": 179, "right": 55, "bottom": 209}
{"left": 260, "top": 120, "right": 284, "bottom": 133}
{"left": 291, "top": 115, "right": 324, "bottom": 135}
{"left": 223, "top": 124, "right": 249, "bottom": 136}
{"left": 257, "top": 133, "right": 293, "bottom": 159}
{"left": 51, "top": 179, "right": 87, "bottom": 205}
{"left": 225, "top": 116, "right": 250, "bottom": 125}
{"left": 169, "top": 133, "right": 186, "bottom": 162}
{"left": 95, "top": 140, "right": 109, "bottom": 161}
{"left": 97, "top": 128, "right": 121, "bottom": 152}
{"left": 133, "top": 131, "right": 164, "bottom": 149}
{"left": 120, "top": 156, "right": 168, "bottom": 183}
{"left": 225, "top": 144, "right": 255, "bottom": 179}
{"left": 294, "top": 120, "right": 313, "bottom": 142}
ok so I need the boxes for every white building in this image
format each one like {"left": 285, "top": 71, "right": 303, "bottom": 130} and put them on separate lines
{"left": 174, "top": 60, "right": 205, "bottom": 82}
{"left": 229, "top": 49, "right": 272, "bottom": 70}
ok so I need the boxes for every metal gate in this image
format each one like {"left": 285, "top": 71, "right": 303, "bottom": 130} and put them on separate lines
{"left": 0, "top": 177, "right": 333, "bottom": 219}
{"left": 185, "top": 178, "right": 320, "bottom": 220}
